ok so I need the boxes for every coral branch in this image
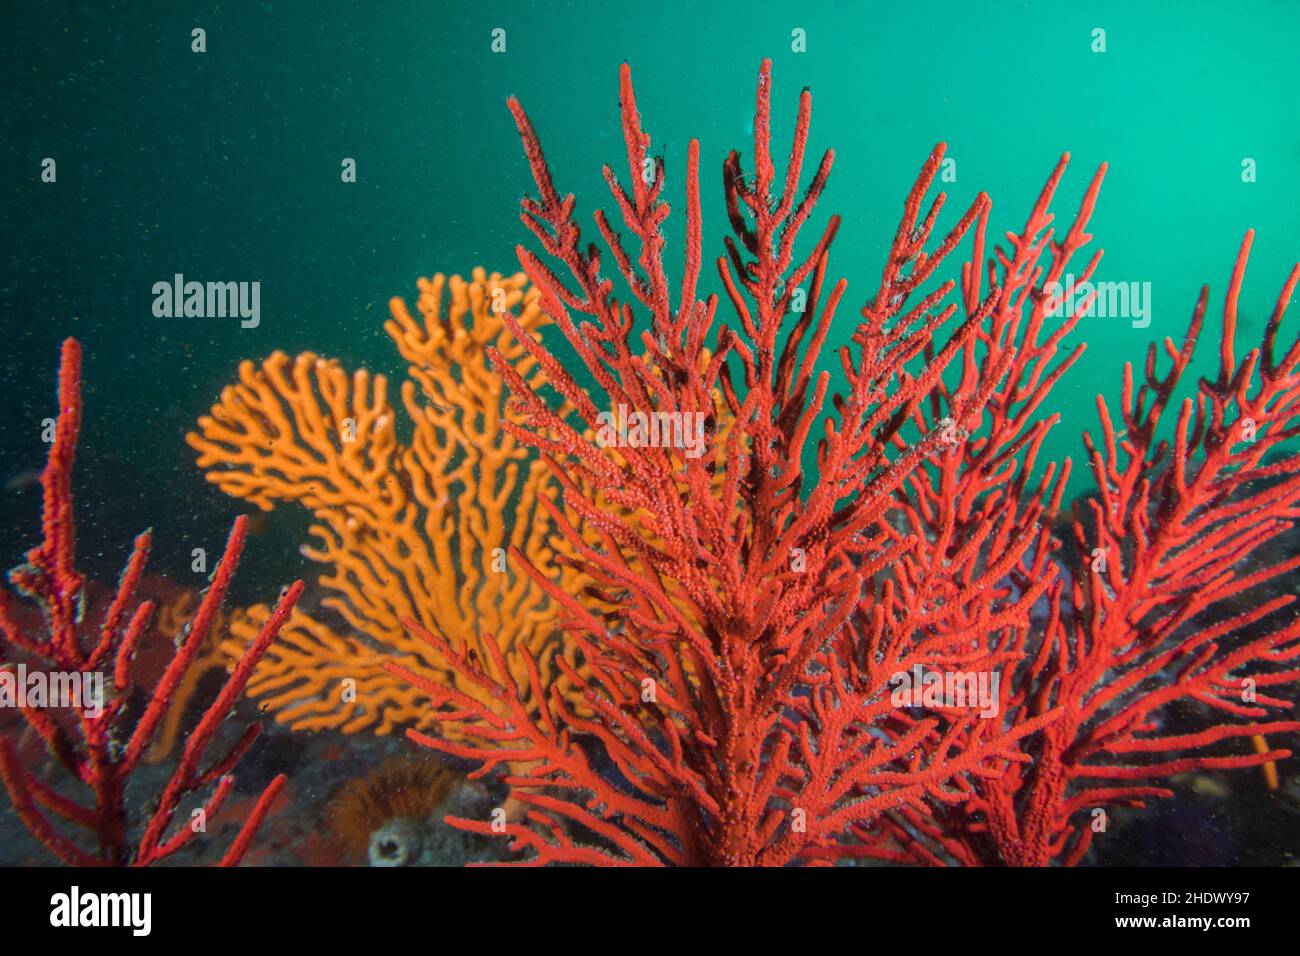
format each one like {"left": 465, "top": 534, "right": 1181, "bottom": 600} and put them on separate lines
{"left": 0, "top": 339, "right": 299, "bottom": 866}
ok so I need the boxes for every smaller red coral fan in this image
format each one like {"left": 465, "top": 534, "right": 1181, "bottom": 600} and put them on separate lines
{"left": 859, "top": 232, "right": 1300, "bottom": 866}
{"left": 0, "top": 338, "right": 302, "bottom": 866}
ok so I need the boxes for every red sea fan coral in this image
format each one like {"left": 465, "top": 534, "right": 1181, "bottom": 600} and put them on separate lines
{"left": 390, "top": 59, "right": 1300, "bottom": 866}
{"left": 0, "top": 338, "right": 302, "bottom": 866}
{"left": 386, "top": 60, "right": 1075, "bottom": 866}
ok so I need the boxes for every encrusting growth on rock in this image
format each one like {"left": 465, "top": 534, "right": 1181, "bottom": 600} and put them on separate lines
{"left": 325, "top": 756, "right": 460, "bottom": 865}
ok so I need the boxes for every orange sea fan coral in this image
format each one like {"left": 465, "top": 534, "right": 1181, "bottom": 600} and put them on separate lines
{"left": 187, "top": 268, "right": 586, "bottom": 737}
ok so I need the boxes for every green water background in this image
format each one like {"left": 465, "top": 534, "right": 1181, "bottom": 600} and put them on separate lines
{"left": 2, "top": 0, "right": 1298, "bottom": 596}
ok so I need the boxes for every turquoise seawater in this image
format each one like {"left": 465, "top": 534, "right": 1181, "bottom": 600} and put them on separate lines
{"left": 2, "top": 0, "right": 1298, "bottom": 591}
